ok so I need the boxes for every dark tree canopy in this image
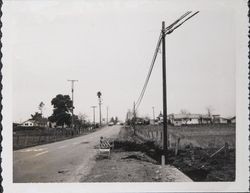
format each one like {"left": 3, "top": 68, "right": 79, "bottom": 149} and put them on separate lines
{"left": 97, "top": 91, "right": 102, "bottom": 98}
{"left": 48, "top": 94, "right": 73, "bottom": 127}
{"left": 31, "top": 112, "right": 42, "bottom": 121}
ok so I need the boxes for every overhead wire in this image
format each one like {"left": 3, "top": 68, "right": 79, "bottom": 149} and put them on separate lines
{"left": 165, "top": 11, "right": 191, "bottom": 31}
{"left": 133, "top": 11, "right": 199, "bottom": 113}
{"left": 165, "top": 11, "right": 199, "bottom": 35}
{"left": 135, "top": 32, "right": 162, "bottom": 111}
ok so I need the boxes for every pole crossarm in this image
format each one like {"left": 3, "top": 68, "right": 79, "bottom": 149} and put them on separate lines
{"left": 165, "top": 11, "right": 192, "bottom": 31}
{"left": 164, "top": 11, "right": 199, "bottom": 35}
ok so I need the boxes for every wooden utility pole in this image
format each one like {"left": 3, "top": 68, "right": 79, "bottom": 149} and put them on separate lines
{"left": 91, "top": 106, "right": 97, "bottom": 125}
{"left": 97, "top": 91, "right": 102, "bottom": 127}
{"left": 67, "top": 79, "right": 78, "bottom": 130}
{"left": 161, "top": 21, "right": 168, "bottom": 165}
{"left": 133, "top": 102, "right": 136, "bottom": 134}
{"left": 106, "top": 106, "right": 109, "bottom": 125}
{"left": 152, "top": 106, "right": 155, "bottom": 124}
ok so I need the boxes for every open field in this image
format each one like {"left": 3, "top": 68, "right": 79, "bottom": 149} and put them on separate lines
{"left": 134, "top": 123, "right": 235, "bottom": 149}
{"left": 130, "top": 124, "right": 235, "bottom": 181}
{"left": 114, "top": 126, "right": 235, "bottom": 181}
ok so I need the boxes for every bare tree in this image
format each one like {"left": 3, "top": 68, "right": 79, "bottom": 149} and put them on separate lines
{"left": 78, "top": 113, "right": 87, "bottom": 124}
{"left": 180, "top": 109, "right": 191, "bottom": 125}
{"left": 180, "top": 109, "right": 190, "bottom": 115}
{"left": 206, "top": 106, "right": 214, "bottom": 117}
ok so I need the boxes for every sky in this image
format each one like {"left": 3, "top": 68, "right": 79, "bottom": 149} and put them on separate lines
{"left": 6, "top": 0, "right": 237, "bottom": 123}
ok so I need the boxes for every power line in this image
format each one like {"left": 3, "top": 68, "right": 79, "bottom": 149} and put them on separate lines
{"left": 165, "top": 11, "right": 191, "bottom": 31}
{"left": 165, "top": 11, "right": 200, "bottom": 35}
{"left": 135, "top": 32, "right": 162, "bottom": 111}
{"left": 67, "top": 79, "right": 78, "bottom": 129}
{"left": 134, "top": 11, "right": 199, "bottom": 113}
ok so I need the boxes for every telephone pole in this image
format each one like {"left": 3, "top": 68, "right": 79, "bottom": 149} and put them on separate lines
{"left": 161, "top": 21, "right": 167, "bottom": 165}
{"left": 160, "top": 11, "right": 199, "bottom": 165}
{"left": 91, "top": 106, "right": 97, "bottom": 125}
{"left": 152, "top": 106, "right": 155, "bottom": 124}
{"left": 67, "top": 79, "right": 78, "bottom": 130}
{"left": 97, "top": 91, "right": 102, "bottom": 127}
{"left": 106, "top": 106, "right": 109, "bottom": 125}
{"left": 133, "top": 102, "right": 136, "bottom": 134}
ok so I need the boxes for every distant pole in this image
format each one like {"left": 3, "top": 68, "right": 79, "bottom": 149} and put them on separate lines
{"left": 106, "top": 106, "right": 109, "bottom": 125}
{"left": 152, "top": 106, "right": 155, "bottom": 124}
{"left": 161, "top": 21, "right": 168, "bottom": 165}
{"left": 68, "top": 79, "right": 78, "bottom": 130}
{"left": 91, "top": 106, "right": 97, "bottom": 125}
{"left": 133, "top": 102, "right": 136, "bottom": 134}
{"left": 97, "top": 91, "right": 102, "bottom": 126}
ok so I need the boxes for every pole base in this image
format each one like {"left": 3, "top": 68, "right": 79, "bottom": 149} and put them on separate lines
{"left": 161, "top": 155, "right": 165, "bottom": 166}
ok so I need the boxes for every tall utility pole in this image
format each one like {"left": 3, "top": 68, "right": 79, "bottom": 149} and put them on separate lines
{"left": 133, "top": 102, "right": 136, "bottom": 134}
{"left": 68, "top": 79, "right": 78, "bottom": 129}
{"left": 106, "top": 106, "right": 109, "bottom": 125}
{"left": 97, "top": 91, "right": 102, "bottom": 126}
{"left": 152, "top": 106, "right": 155, "bottom": 124}
{"left": 161, "top": 21, "right": 167, "bottom": 165}
{"left": 160, "top": 11, "right": 199, "bottom": 165}
{"left": 91, "top": 106, "right": 97, "bottom": 125}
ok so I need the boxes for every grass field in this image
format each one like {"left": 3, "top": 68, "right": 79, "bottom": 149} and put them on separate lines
{"left": 120, "top": 126, "right": 235, "bottom": 181}
{"left": 134, "top": 123, "right": 235, "bottom": 149}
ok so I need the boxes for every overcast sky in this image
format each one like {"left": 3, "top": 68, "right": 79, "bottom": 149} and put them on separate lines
{"left": 6, "top": 0, "right": 237, "bottom": 123}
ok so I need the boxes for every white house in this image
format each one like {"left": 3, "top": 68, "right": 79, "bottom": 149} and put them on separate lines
{"left": 20, "top": 118, "right": 49, "bottom": 127}
{"left": 20, "top": 120, "right": 36, "bottom": 127}
{"left": 227, "top": 116, "right": 236, "bottom": 124}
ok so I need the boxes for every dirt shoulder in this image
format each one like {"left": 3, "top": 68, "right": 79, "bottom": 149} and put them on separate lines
{"left": 81, "top": 149, "right": 192, "bottom": 182}
{"left": 81, "top": 127, "right": 192, "bottom": 182}
{"left": 81, "top": 150, "right": 162, "bottom": 182}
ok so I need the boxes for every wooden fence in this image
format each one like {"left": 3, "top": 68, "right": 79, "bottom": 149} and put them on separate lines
{"left": 134, "top": 126, "right": 235, "bottom": 150}
{"left": 13, "top": 127, "right": 96, "bottom": 150}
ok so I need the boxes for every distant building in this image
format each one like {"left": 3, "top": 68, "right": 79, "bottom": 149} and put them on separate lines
{"left": 20, "top": 119, "right": 36, "bottom": 127}
{"left": 156, "top": 113, "right": 235, "bottom": 126}
{"left": 20, "top": 117, "right": 49, "bottom": 127}
{"left": 227, "top": 116, "right": 236, "bottom": 124}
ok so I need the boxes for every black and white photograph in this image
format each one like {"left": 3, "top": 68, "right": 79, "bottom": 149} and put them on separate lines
{"left": 2, "top": 0, "right": 249, "bottom": 192}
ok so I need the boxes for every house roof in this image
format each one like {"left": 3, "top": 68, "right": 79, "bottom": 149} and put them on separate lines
{"left": 22, "top": 118, "right": 48, "bottom": 125}
{"left": 21, "top": 119, "right": 36, "bottom": 124}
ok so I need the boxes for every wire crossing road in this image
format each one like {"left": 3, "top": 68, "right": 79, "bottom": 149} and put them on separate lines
{"left": 13, "top": 125, "right": 121, "bottom": 183}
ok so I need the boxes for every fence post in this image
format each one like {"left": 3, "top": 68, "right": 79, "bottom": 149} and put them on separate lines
{"left": 24, "top": 136, "right": 28, "bottom": 147}
{"left": 224, "top": 142, "right": 229, "bottom": 158}
{"left": 175, "top": 138, "right": 180, "bottom": 156}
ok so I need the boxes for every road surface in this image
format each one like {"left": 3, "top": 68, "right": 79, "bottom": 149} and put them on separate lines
{"left": 13, "top": 125, "right": 121, "bottom": 182}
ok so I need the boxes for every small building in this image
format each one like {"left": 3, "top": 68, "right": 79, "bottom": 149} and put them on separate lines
{"left": 212, "top": 114, "right": 221, "bottom": 123}
{"left": 20, "top": 117, "right": 49, "bottom": 127}
{"left": 20, "top": 119, "right": 36, "bottom": 127}
{"left": 199, "top": 115, "right": 212, "bottom": 124}
{"left": 219, "top": 117, "right": 228, "bottom": 124}
{"left": 227, "top": 116, "right": 236, "bottom": 124}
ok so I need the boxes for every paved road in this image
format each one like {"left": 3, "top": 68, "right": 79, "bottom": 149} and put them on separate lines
{"left": 13, "top": 125, "right": 121, "bottom": 182}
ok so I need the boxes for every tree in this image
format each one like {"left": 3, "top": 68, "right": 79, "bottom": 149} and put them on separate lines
{"left": 114, "top": 116, "right": 118, "bottom": 124}
{"left": 48, "top": 94, "right": 73, "bottom": 127}
{"left": 31, "top": 112, "right": 42, "bottom": 121}
{"left": 180, "top": 109, "right": 191, "bottom": 125}
{"left": 97, "top": 91, "right": 102, "bottom": 98}
{"left": 110, "top": 117, "right": 115, "bottom": 123}
{"left": 206, "top": 106, "right": 214, "bottom": 117}
{"left": 38, "top": 102, "right": 45, "bottom": 115}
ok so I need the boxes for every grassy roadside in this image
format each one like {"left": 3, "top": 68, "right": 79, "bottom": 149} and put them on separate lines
{"left": 82, "top": 126, "right": 235, "bottom": 182}
{"left": 81, "top": 126, "right": 189, "bottom": 182}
